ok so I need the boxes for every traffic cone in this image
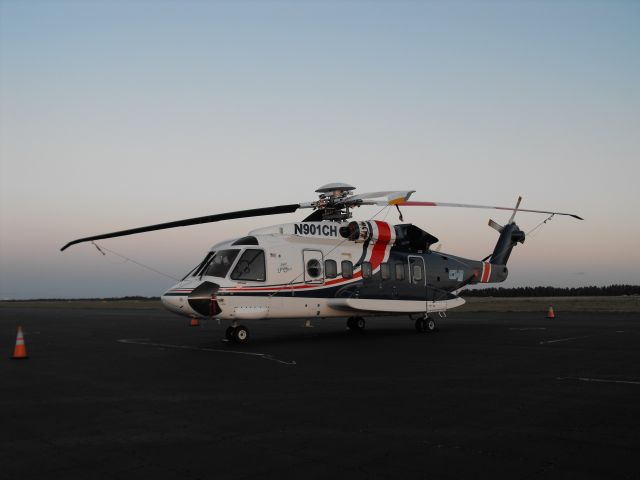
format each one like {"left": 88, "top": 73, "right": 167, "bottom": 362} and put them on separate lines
{"left": 304, "top": 319, "right": 313, "bottom": 328}
{"left": 189, "top": 317, "right": 200, "bottom": 327}
{"left": 547, "top": 305, "right": 555, "bottom": 319}
{"left": 12, "top": 326, "right": 28, "bottom": 360}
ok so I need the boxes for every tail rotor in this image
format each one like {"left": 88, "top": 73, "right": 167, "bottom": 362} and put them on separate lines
{"left": 487, "top": 196, "right": 526, "bottom": 265}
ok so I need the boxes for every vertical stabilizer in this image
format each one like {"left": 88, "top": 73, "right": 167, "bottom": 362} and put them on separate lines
{"left": 489, "top": 222, "right": 525, "bottom": 265}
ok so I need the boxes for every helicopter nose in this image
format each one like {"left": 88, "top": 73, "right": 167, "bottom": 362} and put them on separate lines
{"left": 161, "top": 287, "right": 194, "bottom": 316}
{"left": 187, "top": 281, "right": 221, "bottom": 316}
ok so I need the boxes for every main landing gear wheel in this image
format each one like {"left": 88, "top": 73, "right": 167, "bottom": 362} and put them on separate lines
{"left": 347, "top": 316, "right": 366, "bottom": 332}
{"left": 416, "top": 316, "right": 437, "bottom": 333}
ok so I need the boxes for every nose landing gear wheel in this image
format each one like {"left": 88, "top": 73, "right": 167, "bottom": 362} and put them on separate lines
{"left": 416, "top": 316, "right": 437, "bottom": 333}
{"left": 233, "top": 325, "right": 250, "bottom": 343}
{"left": 225, "top": 325, "right": 250, "bottom": 343}
{"left": 347, "top": 316, "right": 366, "bottom": 332}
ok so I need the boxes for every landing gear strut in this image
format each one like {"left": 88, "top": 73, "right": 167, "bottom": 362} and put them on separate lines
{"left": 225, "top": 326, "right": 235, "bottom": 341}
{"left": 415, "top": 315, "right": 437, "bottom": 333}
{"left": 225, "top": 324, "right": 250, "bottom": 343}
{"left": 347, "top": 316, "right": 366, "bottom": 332}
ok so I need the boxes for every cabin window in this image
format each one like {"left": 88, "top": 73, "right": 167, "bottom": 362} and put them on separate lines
{"left": 325, "top": 259, "right": 337, "bottom": 278}
{"left": 395, "top": 263, "right": 405, "bottom": 281}
{"left": 362, "top": 262, "right": 372, "bottom": 279}
{"left": 203, "top": 249, "right": 240, "bottom": 278}
{"left": 380, "top": 263, "right": 390, "bottom": 281}
{"left": 412, "top": 264, "right": 423, "bottom": 283}
{"left": 230, "top": 249, "right": 266, "bottom": 281}
{"left": 306, "top": 259, "right": 322, "bottom": 278}
{"left": 341, "top": 260, "right": 353, "bottom": 279}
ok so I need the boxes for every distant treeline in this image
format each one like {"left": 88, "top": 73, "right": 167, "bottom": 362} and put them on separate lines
{"left": 461, "top": 285, "right": 640, "bottom": 297}
{"left": 2, "top": 296, "right": 161, "bottom": 302}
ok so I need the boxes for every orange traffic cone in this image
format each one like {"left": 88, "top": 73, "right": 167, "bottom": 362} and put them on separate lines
{"left": 189, "top": 317, "right": 200, "bottom": 327}
{"left": 12, "top": 326, "right": 28, "bottom": 360}
{"left": 547, "top": 305, "right": 555, "bottom": 319}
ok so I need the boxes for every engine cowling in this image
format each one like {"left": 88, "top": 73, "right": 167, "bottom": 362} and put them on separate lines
{"left": 339, "top": 221, "right": 370, "bottom": 241}
{"left": 339, "top": 221, "right": 395, "bottom": 243}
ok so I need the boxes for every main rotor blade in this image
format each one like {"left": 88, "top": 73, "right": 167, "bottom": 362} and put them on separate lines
{"left": 398, "top": 201, "right": 583, "bottom": 220}
{"left": 60, "top": 204, "right": 301, "bottom": 251}
{"left": 347, "top": 190, "right": 415, "bottom": 202}
{"left": 348, "top": 190, "right": 415, "bottom": 206}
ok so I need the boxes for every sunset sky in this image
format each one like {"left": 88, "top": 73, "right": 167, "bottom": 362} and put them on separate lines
{"left": 1, "top": 1, "right": 638, "bottom": 299}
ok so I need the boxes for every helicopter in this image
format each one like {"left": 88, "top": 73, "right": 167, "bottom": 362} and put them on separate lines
{"left": 61, "top": 183, "right": 582, "bottom": 343}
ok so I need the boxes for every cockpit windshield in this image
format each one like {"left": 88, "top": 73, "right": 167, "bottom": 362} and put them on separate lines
{"left": 183, "top": 251, "right": 214, "bottom": 279}
{"left": 201, "top": 249, "right": 240, "bottom": 278}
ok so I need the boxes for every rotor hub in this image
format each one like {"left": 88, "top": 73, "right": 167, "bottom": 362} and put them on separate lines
{"left": 312, "top": 183, "right": 358, "bottom": 221}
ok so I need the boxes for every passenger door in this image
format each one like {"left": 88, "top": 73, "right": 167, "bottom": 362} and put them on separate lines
{"left": 408, "top": 255, "right": 427, "bottom": 308}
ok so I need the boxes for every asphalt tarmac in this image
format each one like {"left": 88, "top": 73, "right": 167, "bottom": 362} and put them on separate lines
{"left": 1, "top": 304, "right": 639, "bottom": 479}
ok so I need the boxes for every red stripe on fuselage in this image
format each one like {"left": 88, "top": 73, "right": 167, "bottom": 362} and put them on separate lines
{"left": 481, "top": 262, "right": 492, "bottom": 283}
{"left": 369, "top": 221, "right": 391, "bottom": 269}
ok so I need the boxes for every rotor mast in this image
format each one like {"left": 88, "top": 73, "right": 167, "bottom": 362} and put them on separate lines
{"left": 312, "top": 182, "right": 358, "bottom": 221}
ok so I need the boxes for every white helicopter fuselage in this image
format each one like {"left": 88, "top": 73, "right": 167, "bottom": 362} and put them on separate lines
{"left": 161, "top": 220, "right": 467, "bottom": 322}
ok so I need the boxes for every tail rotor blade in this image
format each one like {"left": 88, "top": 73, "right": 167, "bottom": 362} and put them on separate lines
{"left": 508, "top": 196, "right": 522, "bottom": 224}
{"left": 488, "top": 219, "right": 504, "bottom": 233}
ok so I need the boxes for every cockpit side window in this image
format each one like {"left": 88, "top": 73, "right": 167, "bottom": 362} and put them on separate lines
{"left": 202, "top": 249, "right": 240, "bottom": 278}
{"left": 230, "top": 249, "right": 266, "bottom": 281}
{"left": 187, "top": 251, "right": 214, "bottom": 279}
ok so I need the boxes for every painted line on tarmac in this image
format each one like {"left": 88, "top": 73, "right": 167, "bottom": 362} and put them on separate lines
{"left": 557, "top": 377, "right": 640, "bottom": 386}
{"left": 539, "top": 335, "right": 591, "bottom": 345}
{"left": 117, "top": 338, "right": 296, "bottom": 365}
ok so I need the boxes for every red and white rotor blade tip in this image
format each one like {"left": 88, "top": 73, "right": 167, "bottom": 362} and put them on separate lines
{"left": 397, "top": 200, "right": 583, "bottom": 220}
{"left": 354, "top": 190, "right": 416, "bottom": 205}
